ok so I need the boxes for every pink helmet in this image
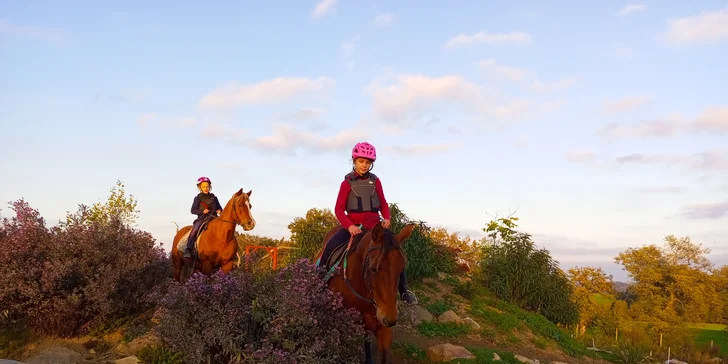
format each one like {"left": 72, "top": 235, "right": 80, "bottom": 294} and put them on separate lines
{"left": 196, "top": 176, "right": 211, "bottom": 185}
{"left": 352, "top": 142, "right": 376, "bottom": 161}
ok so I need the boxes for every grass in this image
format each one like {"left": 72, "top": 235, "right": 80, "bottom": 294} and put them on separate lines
{"left": 689, "top": 323, "right": 728, "bottom": 357}
{"left": 417, "top": 321, "right": 471, "bottom": 338}
{"left": 591, "top": 293, "right": 616, "bottom": 306}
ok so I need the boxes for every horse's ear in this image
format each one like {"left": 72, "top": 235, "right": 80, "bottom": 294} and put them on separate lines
{"left": 235, "top": 188, "right": 243, "bottom": 196}
{"left": 246, "top": 190, "right": 252, "bottom": 197}
{"left": 395, "top": 223, "right": 416, "bottom": 244}
{"left": 371, "top": 222, "right": 384, "bottom": 242}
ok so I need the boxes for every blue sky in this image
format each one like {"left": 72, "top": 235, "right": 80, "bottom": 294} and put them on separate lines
{"left": 2, "top": 1, "right": 727, "bottom": 281}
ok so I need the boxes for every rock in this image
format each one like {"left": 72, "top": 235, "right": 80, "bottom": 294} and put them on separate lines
{"left": 115, "top": 332, "right": 161, "bottom": 356}
{"left": 665, "top": 360, "right": 687, "bottom": 364}
{"left": 437, "top": 310, "right": 461, "bottom": 324}
{"left": 461, "top": 317, "right": 481, "bottom": 330}
{"left": 88, "top": 349, "right": 95, "bottom": 355}
{"left": 514, "top": 354, "right": 535, "bottom": 363}
{"left": 0, "top": 360, "right": 29, "bottom": 364}
{"left": 25, "top": 347, "right": 83, "bottom": 364}
{"left": 550, "top": 362, "right": 569, "bottom": 364}
{"left": 426, "top": 343, "right": 476, "bottom": 362}
{"left": 411, "top": 306, "right": 434, "bottom": 325}
{"left": 114, "top": 357, "right": 139, "bottom": 364}
{"left": 493, "top": 352, "right": 501, "bottom": 361}
{"left": 437, "top": 272, "right": 448, "bottom": 280}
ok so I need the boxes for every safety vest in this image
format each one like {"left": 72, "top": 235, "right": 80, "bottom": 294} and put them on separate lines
{"left": 345, "top": 171, "right": 381, "bottom": 213}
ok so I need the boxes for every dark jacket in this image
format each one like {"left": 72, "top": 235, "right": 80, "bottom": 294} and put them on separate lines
{"left": 191, "top": 192, "right": 224, "bottom": 219}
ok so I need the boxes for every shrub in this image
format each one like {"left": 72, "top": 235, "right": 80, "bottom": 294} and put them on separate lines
{"left": 478, "top": 216, "right": 579, "bottom": 326}
{"left": 0, "top": 199, "right": 170, "bottom": 337}
{"left": 155, "top": 259, "right": 366, "bottom": 364}
{"left": 389, "top": 203, "right": 458, "bottom": 281}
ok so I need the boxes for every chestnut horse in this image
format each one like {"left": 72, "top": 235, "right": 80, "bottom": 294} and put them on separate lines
{"left": 315, "top": 221, "right": 415, "bottom": 364}
{"left": 171, "top": 188, "right": 256, "bottom": 283}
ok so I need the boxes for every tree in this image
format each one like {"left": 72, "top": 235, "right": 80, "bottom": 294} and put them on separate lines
{"left": 65, "top": 180, "right": 139, "bottom": 226}
{"left": 287, "top": 208, "right": 340, "bottom": 261}
{"left": 567, "top": 266, "right": 617, "bottom": 335}
{"left": 614, "top": 235, "right": 723, "bottom": 324}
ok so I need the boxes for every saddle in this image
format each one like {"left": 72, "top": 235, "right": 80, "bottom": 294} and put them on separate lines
{"left": 175, "top": 219, "right": 212, "bottom": 256}
{"left": 320, "top": 228, "right": 367, "bottom": 281}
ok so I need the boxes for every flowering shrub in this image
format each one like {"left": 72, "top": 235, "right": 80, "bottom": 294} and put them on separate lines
{"left": 155, "top": 259, "right": 366, "bottom": 364}
{"left": 0, "top": 199, "right": 170, "bottom": 336}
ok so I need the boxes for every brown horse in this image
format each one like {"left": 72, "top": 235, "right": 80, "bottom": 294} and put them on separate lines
{"left": 171, "top": 188, "right": 256, "bottom": 283}
{"left": 315, "top": 221, "right": 415, "bottom": 364}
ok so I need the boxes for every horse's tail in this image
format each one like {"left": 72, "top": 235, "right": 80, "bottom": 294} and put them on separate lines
{"left": 172, "top": 221, "right": 180, "bottom": 233}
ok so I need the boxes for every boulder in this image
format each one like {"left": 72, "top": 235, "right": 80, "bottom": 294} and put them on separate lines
{"left": 426, "top": 343, "right": 476, "bottom": 362}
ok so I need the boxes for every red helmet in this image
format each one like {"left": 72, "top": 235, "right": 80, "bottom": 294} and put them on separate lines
{"left": 196, "top": 176, "right": 211, "bottom": 185}
{"left": 352, "top": 142, "right": 376, "bottom": 161}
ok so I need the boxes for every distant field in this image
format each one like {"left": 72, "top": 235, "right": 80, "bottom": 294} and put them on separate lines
{"left": 689, "top": 323, "right": 728, "bottom": 356}
{"left": 590, "top": 293, "right": 616, "bottom": 305}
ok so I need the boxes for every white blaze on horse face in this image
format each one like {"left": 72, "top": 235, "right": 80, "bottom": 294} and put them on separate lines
{"left": 244, "top": 199, "right": 256, "bottom": 228}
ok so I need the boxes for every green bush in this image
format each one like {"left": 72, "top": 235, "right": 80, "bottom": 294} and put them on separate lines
{"left": 389, "top": 203, "right": 457, "bottom": 281}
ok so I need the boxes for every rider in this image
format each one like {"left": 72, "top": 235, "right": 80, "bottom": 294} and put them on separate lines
{"left": 184, "top": 176, "right": 223, "bottom": 259}
{"left": 318, "top": 141, "right": 418, "bottom": 305}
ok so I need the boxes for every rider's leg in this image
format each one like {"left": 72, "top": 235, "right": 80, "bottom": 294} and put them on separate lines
{"left": 398, "top": 270, "right": 418, "bottom": 305}
{"left": 184, "top": 219, "right": 202, "bottom": 258}
{"left": 317, "top": 227, "right": 352, "bottom": 268}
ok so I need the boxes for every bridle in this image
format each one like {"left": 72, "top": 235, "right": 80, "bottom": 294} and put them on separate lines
{"left": 342, "top": 231, "right": 404, "bottom": 308}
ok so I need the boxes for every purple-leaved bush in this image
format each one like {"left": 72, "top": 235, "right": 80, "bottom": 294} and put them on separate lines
{"left": 0, "top": 199, "right": 171, "bottom": 336}
{"left": 155, "top": 259, "right": 367, "bottom": 364}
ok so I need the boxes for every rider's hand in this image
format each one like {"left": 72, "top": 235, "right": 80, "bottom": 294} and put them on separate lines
{"left": 203, "top": 209, "right": 210, "bottom": 214}
{"left": 382, "top": 219, "right": 391, "bottom": 229}
{"left": 216, "top": 210, "right": 222, "bottom": 215}
{"left": 348, "top": 224, "right": 362, "bottom": 235}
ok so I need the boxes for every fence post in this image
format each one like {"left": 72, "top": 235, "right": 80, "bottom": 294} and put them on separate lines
{"left": 660, "top": 333, "right": 663, "bottom": 347}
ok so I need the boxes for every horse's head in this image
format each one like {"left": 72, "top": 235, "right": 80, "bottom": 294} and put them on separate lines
{"left": 365, "top": 222, "right": 415, "bottom": 327}
{"left": 230, "top": 188, "right": 256, "bottom": 231}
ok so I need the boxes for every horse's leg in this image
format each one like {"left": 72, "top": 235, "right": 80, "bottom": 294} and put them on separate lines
{"left": 200, "top": 260, "right": 213, "bottom": 275}
{"left": 220, "top": 259, "right": 234, "bottom": 273}
{"left": 364, "top": 338, "right": 373, "bottom": 364}
{"left": 375, "top": 326, "right": 393, "bottom": 364}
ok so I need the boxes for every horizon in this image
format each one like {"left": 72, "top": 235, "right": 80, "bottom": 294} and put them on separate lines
{"left": 2, "top": 1, "right": 727, "bottom": 283}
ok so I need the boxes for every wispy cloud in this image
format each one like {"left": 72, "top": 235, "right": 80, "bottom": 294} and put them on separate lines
{"left": 477, "top": 59, "right": 532, "bottom": 82}
{"left": 661, "top": 7, "right": 728, "bottom": 45}
{"left": 619, "top": 4, "right": 647, "bottom": 16}
{"left": 679, "top": 201, "right": 728, "bottom": 219}
{"left": 628, "top": 186, "right": 687, "bottom": 194}
{"left": 0, "top": 19, "right": 67, "bottom": 43}
{"left": 372, "top": 14, "right": 394, "bottom": 28}
{"left": 198, "top": 77, "right": 335, "bottom": 110}
{"left": 597, "top": 106, "right": 728, "bottom": 140}
{"left": 602, "top": 95, "right": 654, "bottom": 113}
{"left": 444, "top": 31, "right": 532, "bottom": 49}
{"left": 387, "top": 142, "right": 462, "bottom": 155}
{"left": 311, "top": 0, "right": 337, "bottom": 19}
{"left": 137, "top": 113, "right": 198, "bottom": 128}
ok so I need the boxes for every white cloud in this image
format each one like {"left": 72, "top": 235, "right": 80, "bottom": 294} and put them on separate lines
{"left": 477, "top": 59, "right": 532, "bottom": 82}
{"left": 679, "top": 201, "right": 728, "bottom": 219}
{"left": 444, "top": 31, "right": 533, "bottom": 49}
{"left": 311, "top": 0, "right": 337, "bottom": 19}
{"left": 198, "top": 77, "right": 335, "bottom": 110}
{"left": 372, "top": 14, "right": 394, "bottom": 27}
{"left": 691, "top": 106, "right": 728, "bottom": 133}
{"left": 282, "top": 107, "right": 326, "bottom": 121}
{"left": 602, "top": 95, "right": 654, "bottom": 113}
{"left": 619, "top": 4, "right": 647, "bottom": 16}
{"left": 252, "top": 123, "right": 363, "bottom": 154}
{"left": 615, "top": 149, "right": 728, "bottom": 172}
{"left": 387, "top": 142, "right": 462, "bottom": 155}
{"left": 661, "top": 7, "right": 728, "bottom": 45}
{"left": 0, "top": 19, "right": 67, "bottom": 43}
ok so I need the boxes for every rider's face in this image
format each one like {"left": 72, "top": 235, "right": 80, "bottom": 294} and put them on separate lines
{"left": 199, "top": 182, "right": 211, "bottom": 194}
{"left": 353, "top": 158, "right": 372, "bottom": 174}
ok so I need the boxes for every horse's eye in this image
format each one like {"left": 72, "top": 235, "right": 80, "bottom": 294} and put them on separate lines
{"left": 371, "top": 267, "right": 379, "bottom": 274}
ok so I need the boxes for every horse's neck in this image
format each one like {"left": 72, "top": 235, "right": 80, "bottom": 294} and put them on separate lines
{"left": 346, "top": 236, "right": 369, "bottom": 278}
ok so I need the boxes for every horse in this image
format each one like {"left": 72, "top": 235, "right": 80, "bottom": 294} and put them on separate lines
{"left": 171, "top": 188, "right": 256, "bottom": 283}
{"left": 315, "top": 221, "right": 416, "bottom": 364}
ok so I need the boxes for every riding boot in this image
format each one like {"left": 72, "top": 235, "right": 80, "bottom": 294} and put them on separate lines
{"left": 398, "top": 271, "right": 418, "bottom": 305}
{"left": 184, "top": 220, "right": 201, "bottom": 259}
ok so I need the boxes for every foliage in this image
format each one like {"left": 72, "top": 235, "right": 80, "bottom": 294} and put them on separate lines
{"left": 427, "top": 226, "right": 482, "bottom": 274}
{"left": 72, "top": 180, "right": 140, "bottom": 226}
{"left": 286, "top": 208, "right": 339, "bottom": 262}
{"left": 0, "top": 191, "right": 170, "bottom": 337}
{"left": 137, "top": 344, "right": 185, "bottom": 364}
{"left": 235, "top": 232, "right": 294, "bottom": 269}
{"left": 478, "top": 216, "right": 579, "bottom": 326}
{"left": 155, "top": 259, "right": 366, "bottom": 364}
{"left": 389, "top": 203, "right": 458, "bottom": 281}
{"left": 614, "top": 235, "right": 726, "bottom": 324}
{"left": 416, "top": 321, "right": 471, "bottom": 338}
{"left": 568, "top": 266, "right": 617, "bottom": 334}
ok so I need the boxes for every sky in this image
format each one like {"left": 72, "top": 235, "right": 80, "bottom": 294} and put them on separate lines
{"left": 1, "top": 1, "right": 727, "bottom": 282}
